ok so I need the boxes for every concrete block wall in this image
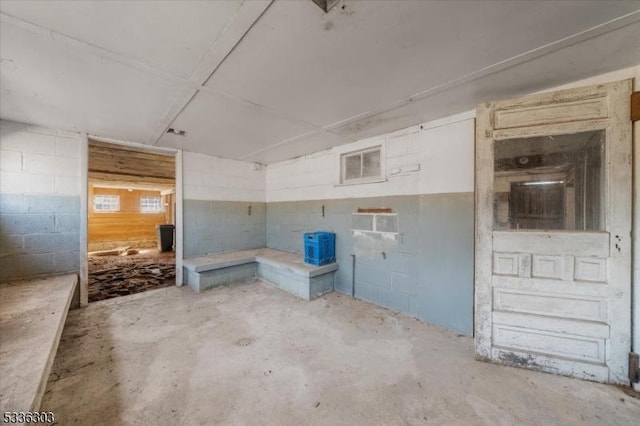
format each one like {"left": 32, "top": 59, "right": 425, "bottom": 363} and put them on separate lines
{"left": 0, "top": 120, "right": 81, "bottom": 282}
{"left": 265, "top": 115, "right": 476, "bottom": 335}
{"left": 183, "top": 200, "right": 266, "bottom": 258}
{"left": 183, "top": 151, "right": 266, "bottom": 258}
{"left": 267, "top": 194, "right": 473, "bottom": 333}
{"left": 267, "top": 114, "right": 473, "bottom": 202}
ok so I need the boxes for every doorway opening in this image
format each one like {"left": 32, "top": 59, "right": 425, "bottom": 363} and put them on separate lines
{"left": 87, "top": 140, "right": 176, "bottom": 302}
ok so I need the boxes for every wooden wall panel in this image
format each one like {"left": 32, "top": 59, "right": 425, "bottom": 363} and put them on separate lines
{"left": 88, "top": 187, "right": 169, "bottom": 248}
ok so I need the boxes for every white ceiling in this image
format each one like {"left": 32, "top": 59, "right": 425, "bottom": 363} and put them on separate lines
{"left": 1, "top": 0, "right": 639, "bottom": 164}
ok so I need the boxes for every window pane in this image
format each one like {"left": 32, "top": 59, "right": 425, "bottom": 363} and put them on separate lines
{"left": 345, "top": 154, "right": 362, "bottom": 180}
{"left": 362, "top": 150, "right": 380, "bottom": 178}
{"left": 93, "top": 195, "right": 119, "bottom": 212}
{"left": 140, "top": 196, "right": 163, "bottom": 213}
{"left": 493, "top": 130, "right": 605, "bottom": 231}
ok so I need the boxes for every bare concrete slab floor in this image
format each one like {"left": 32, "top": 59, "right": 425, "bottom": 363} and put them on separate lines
{"left": 43, "top": 279, "right": 639, "bottom": 425}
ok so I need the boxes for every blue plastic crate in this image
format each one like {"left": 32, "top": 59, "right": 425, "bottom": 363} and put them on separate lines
{"left": 304, "top": 231, "right": 336, "bottom": 266}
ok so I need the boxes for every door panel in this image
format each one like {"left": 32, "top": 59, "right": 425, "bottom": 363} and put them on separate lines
{"left": 493, "top": 231, "right": 609, "bottom": 257}
{"left": 475, "top": 80, "right": 632, "bottom": 384}
{"left": 492, "top": 94, "right": 610, "bottom": 129}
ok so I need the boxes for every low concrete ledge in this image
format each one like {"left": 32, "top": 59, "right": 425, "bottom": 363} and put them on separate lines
{"left": 183, "top": 248, "right": 337, "bottom": 300}
{"left": 254, "top": 249, "right": 337, "bottom": 278}
{"left": 0, "top": 274, "right": 78, "bottom": 412}
{"left": 184, "top": 251, "right": 258, "bottom": 273}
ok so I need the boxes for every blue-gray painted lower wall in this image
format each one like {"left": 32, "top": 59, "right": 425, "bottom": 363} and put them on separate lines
{"left": 183, "top": 200, "right": 266, "bottom": 258}
{"left": 1, "top": 192, "right": 472, "bottom": 333}
{"left": 0, "top": 194, "right": 80, "bottom": 282}
{"left": 266, "top": 193, "right": 474, "bottom": 335}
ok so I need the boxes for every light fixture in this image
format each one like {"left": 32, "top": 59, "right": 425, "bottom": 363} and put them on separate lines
{"left": 167, "top": 128, "right": 186, "bottom": 136}
{"left": 311, "top": 0, "right": 340, "bottom": 13}
{"left": 522, "top": 180, "right": 564, "bottom": 186}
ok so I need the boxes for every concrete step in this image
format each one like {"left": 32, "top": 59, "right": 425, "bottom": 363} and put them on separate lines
{"left": 0, "top": 274, "right": 77, "bottom": 412}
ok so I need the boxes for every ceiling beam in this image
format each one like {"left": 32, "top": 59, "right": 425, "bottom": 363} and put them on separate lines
{"left": 2, "top": 4, "right": 348, "bottom": 157}
{"left": 173, "top": 7, "right": 640, "bottom": 163}
{"left": 238, "top": 130, "right": 317, "bottom": 162}
{"left": 4, "top": 4, "right": 638, "bottom": 164}
{"left": 0, "top": 12, "right": 186, "bottom": 86}
{"left": 147, "top": 0, "right": 354, "bottom": 151}
{"left": 149, "top": 0, "right": 274, "bottom": 146}
{"left": 89, "top": 179, "right": 175, "bottom": 192}
{"left": 88, "top": 171, "right": 174, "bottom": 187}
{"left": 194, "top": 84, "right": 355, "bottom": 145}
{"left": 323, "top": 9, "right": 640, "bottom": 135}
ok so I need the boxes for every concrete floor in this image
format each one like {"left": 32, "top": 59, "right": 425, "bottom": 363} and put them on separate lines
{"left": 43, "top": 279, "right": 639, "bottom": 425}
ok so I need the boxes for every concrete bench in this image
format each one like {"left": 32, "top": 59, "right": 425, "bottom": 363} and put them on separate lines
{"left": 0, "top": 274, "right": 78, "bottom": 412}
{"left": 183, "top": 248, "right": 338, "bottom": 300}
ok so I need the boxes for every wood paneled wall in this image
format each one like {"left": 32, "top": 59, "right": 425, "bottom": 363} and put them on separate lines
{"left": 88, "top": 186, "right": 170, "bottom": 250}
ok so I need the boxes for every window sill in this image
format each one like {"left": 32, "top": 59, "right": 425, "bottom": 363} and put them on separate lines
{"left": 334, "top": 178, "right": 387, "bottom": 187}
{"left": 352, "top": 229, "right": 400, "bottom": 240}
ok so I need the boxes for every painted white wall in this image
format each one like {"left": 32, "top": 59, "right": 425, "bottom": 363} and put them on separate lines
{"left": 183, "top": 151, "right": 265, "bottom": 202}
{"left": 266, "top": 112, "right": 475, "bottom": 202}
{"left": 0, "top": 120, "right": 82, "bottom": 195}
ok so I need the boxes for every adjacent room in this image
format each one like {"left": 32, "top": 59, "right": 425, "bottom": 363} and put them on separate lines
{"left": 0, "top": 1, "right": 639, "bottom": 424}
{"left": 87, "top": 141, "right": 176, "bottom": 302}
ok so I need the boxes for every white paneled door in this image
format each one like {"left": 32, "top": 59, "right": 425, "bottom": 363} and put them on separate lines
{"left": 475, "top": 80, "right": 633, "bottom": 384}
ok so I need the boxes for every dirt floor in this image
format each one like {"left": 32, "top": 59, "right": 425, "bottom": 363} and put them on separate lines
{"left": 88, "top": 249, "right": 175, "bottom": 303}
{"left": 43, "top": 280, "right": 639, "bottom": 425}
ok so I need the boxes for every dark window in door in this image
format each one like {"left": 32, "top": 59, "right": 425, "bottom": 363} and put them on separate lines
{"left": 509, "top": 181, "right": 565, "bottom": 229}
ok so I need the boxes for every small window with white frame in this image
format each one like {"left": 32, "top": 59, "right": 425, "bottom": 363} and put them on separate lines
{"left": 340, "top": 146, "right": 383, "bottom": 184}
{"left": 140, "top": 196, "right": 163, "bottom": 213}
{"left": 93, "top": 195, "right": 119, "bottom": 212}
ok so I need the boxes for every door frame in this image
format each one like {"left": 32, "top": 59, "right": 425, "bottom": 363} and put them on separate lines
{"left": 474, "top": 79, "right": 633, "bottom": 383}
{"left": 79, "top": 135, "right": 184, "bottom": 307}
